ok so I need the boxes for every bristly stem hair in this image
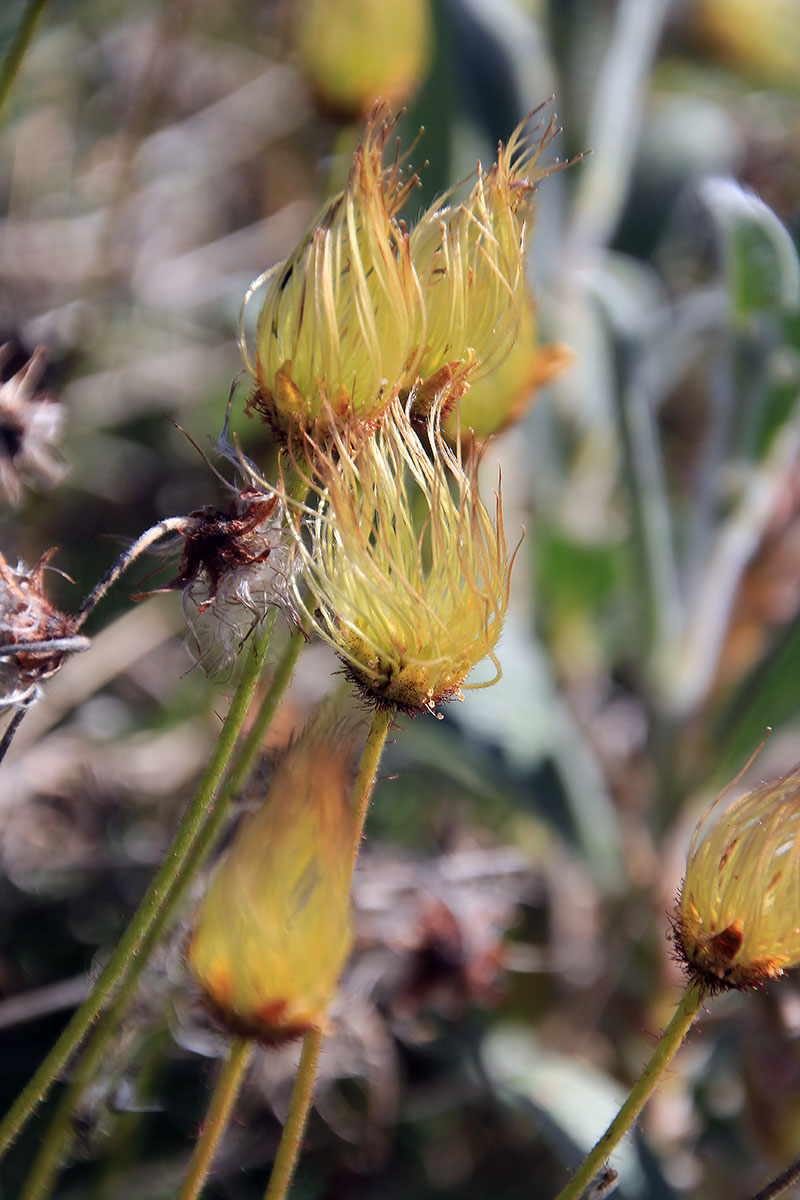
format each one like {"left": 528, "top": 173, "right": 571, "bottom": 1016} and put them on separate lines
{"left": 16, "top": 623, "right": 307, "bottom": 1200}
{"left": 178, "top": 1035, "right": 255, "bottom": 1200}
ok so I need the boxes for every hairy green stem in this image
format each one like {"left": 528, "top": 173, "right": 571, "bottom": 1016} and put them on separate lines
{"left": 12, "top": 624, "right": 305, "bottom": 1197}
{"left": 262, "top": 704, "right": 396, "bottom": 1200}
{"left": 263, "top": 1029, "right": 324, "bottom": 1200}
{"left": 554, "top": 982, "right": 705, "bottom": 1200}
{"left": 348, "top": 705, "right": 395, "bottom": 872}
{"left": 178, "top": 1035, "right": 255, "bottom": 1200}
{"left": 0, "top": 0, "right": 48, "bottom": 122}
{"left": 0, "top": 617, "right": 281, "bottom": 1160}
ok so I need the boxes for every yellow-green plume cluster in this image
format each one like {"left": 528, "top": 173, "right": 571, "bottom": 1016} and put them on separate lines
{"left": 187, "top": 725, "right": 354, "bottom": 1041}
{"left": 286, "top": 398, "right": 515, "bottom": 715}
{"left": 241, "top": 105, "right": 421, "bottom": 438}
{"left": 442, "top": 291, "right": 574, "bottom": 444}
{"left": 409, "top": 108, "right": 562, "bottom": 416}
{"left": 242, "top": 104, "right": 570, "bottom": 442}
{"left": 675, "top": 764, "right": 800, "bottom": 992}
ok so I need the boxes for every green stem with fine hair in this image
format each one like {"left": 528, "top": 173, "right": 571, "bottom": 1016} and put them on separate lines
{"left": 14, "top": 624, "right": 306, "bottom": 1200}
{"left": 348, "top": 705, "right": 395, "bottom": 873}
{"left": 0, "top": 615, "right": 288, "bottom": 1163}
{"left": 553, "top": 981, "right": 706, "bottom": 1200}
{"left": 178, "top": 1035, "right": 255, "bottom": 1200}
{"left": 0, "top": 0, "right": 49, "bottom": 122}
{"left": 263, "top": 1029, "right": 324, "bottom": 1200}
{"left": 263, "top": 703, "right": 396, "bottom": 1200}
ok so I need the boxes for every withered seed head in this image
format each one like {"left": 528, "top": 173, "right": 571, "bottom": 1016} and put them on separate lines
{"left": 0, "top": 346, "right": 66, "bottom": 507}
{"left": 135, "top": 487, "right": 298, "bottom": 674}
{"left": 0, "top": 550, "right": 79, "bottom": 708}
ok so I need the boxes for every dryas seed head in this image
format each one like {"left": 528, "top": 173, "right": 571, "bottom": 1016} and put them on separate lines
{"left": 675, "top": 764, "right": 800, "bottom": 993}
{"left": 409, "top": 108, "right": 561, "bottom": 410}
{"left": 188, "top": 724, "right": 354, "bottom": 1042}
{"left": 0, "top": 550, "right": 83, "bottom": 708}
{"left": 241, "top": 104, "right": 421, "bottom": 438}
{"left": 288, "top": 398, "right": 515, "bottom": 715}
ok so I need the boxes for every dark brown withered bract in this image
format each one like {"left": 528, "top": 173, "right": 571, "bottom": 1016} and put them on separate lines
{"left": 198, "top": 983, "right": 315, "bottom": 1048}
{"left": 668, "top": 904, "right": 769, "bottom": 997}
{"left": 138, "top": 488, "right": 279, "bottom": 610}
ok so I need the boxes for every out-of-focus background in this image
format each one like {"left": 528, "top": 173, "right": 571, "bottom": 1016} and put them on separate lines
{"left": 2, "top": 0, "right": 800, "bottom": 1197}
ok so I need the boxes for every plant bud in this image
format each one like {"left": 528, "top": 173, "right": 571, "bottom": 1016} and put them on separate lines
{"left": 188, "top": 727, "right": 354, "bottom": 1041}
{"left": 443, "top": 293, "right": 573, "bottom": 444}
{"left": 675, "top": 764, "right": 800, "bottom": 992}
{"left": 409, "top": 109, "right": 561, "bottom": 408}
{"left": 242, "top": 105, "right": 421, "bottom": 438}
{"left": 296, "top": 0, "right": 433, "bottom": 120}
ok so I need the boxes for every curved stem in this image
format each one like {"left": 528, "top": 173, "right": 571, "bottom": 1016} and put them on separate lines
{"left": 73, "top": 517, "right": 188, "bottom": 628}
{"left": 263, "top": 1029, "right": 324, "bottom": 1200}
{"left": 262, "top": 704, "right": 396, "bottom": 1200}
{"left": 11, "top": 624, "right": 305, "bottom": 1198}
{"left": 179, "top": 1035, "right": 254, "bottom": 1200}
{"left": 0, "top": 616, "right": 279, "bottom": 1160}
{"left": 553, "top": 982, "right": 706, "bottom": 1200}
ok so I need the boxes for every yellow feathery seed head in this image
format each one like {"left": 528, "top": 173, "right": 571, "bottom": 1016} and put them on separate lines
{"left": 187, "top": 727, "right": 354, "bottom": 1041}
{"left": 296, "top": 0, "right": 433, "bottom": 120}
{"left": 241, "top": 105, "right": 422, "bottom": 438}
{"left": 289, "top": 398, "right": 515, "bottom": 715}
{"left": 408, "top": 108, "right": 560, "bottom": 406}
{"left": 443, "top": 292, "right": 574, "bottom": 444}
{"left": 675, "top": 764, "right": 800, "bottom": 993}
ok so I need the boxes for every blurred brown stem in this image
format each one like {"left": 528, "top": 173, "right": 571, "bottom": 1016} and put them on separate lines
{"left": 749, "top": 1157, "right": 800, "bottom": 1200}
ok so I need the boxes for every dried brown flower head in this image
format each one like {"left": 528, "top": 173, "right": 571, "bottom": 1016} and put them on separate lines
{"left": 0, "top": 550, "right": 83, "bottom": 708}
{"left": 136, "top": 486, "right": 298, "bottom": 674}
{"left": 0, "top": 347, "right": 66, "bottom": 507}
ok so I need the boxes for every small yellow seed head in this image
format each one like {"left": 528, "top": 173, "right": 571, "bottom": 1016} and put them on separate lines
{"left": 241, "top": 105, "right": 421, "bottom": 438}
{"left": 187, "top": 727, "right": 354, "bottom": 1041}
{"left": 409, "top": 108, "right": 560, "bottom": 404}
{"left": 443, "top": 292, "right": 574, "bottom": 444}
{"left": 289, "top": 398, "right": 515, "bottom": 715}
{"left": 675, "top": 764, "right": 800, "bottom": 993}
{"left": 296, "top": 0, "right": 433, "bottom": 120}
